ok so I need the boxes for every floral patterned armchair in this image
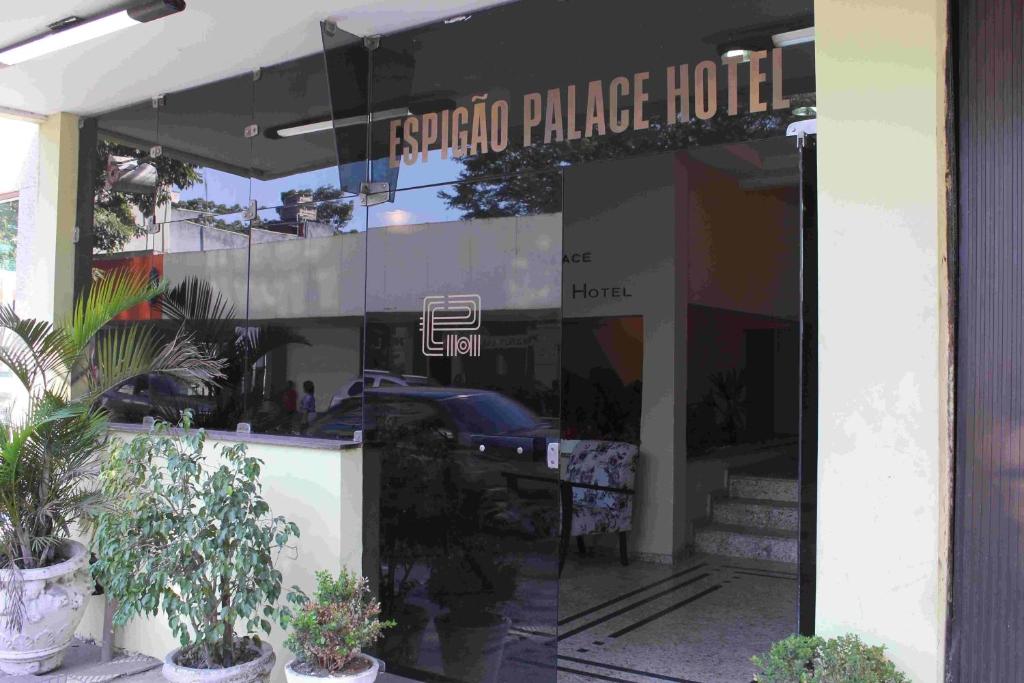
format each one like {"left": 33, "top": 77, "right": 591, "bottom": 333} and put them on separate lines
{"left": 560, "top": 440, "right": 639, "bottom": 573}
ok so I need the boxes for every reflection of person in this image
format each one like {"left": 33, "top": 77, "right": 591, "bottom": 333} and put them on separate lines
{"left": 300, "top": 380, "right": 316, "bottom": 428}
{"left": 281, "top": 381, "right": 297, "bottom": 415}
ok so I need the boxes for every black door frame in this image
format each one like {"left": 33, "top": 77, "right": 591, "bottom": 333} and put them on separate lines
{"left": 797, "top": 132, "right": 818, "bottom": 636}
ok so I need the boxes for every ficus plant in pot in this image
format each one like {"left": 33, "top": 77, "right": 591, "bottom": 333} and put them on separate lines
{"left": 91, "top": 416, "right": 300, "bottom": 683}
{"left": 282, "top": 570, "right": 394, "bottom": 683}
{"left": 0, "top": 272, "right": 223, "bottom": 675}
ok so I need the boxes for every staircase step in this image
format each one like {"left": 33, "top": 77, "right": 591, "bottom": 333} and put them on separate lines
{"left": 713, "top": 497, "right": 799, "bottom": 531}
{"left": 694, "top": 523, "right": 798, "bottom": 563}
{"left": 728, "top": 475, "right": 798, "bottom": 502}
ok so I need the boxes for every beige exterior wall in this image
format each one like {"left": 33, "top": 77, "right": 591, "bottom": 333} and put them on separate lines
{"left": 814, "top": 0, "right": 950, "bottom": 681}
{"left": 77, "top": 432, "right": 364, "bottom": 683}
{"left": 15, "top": 112, "right": 77, "bottom": 323}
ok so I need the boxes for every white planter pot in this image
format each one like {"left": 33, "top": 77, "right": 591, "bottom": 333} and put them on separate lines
{"left": 284, "top": 656, "right": 381, "bottom": 683}
{"left": 0, "top": 540, "right": 93, "bottom": 675}
{"left": 163, "top": 642, "right": 276, "bottom": 683}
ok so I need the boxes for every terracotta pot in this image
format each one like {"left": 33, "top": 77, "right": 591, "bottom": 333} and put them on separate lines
{"left": 285, "top": 656, "right": 382, "bottom": 683}
{"left": 163, "top": 641, "right": 275, "bottom": 683}
{"left": 0, "top": 540, "right": 92, "bottom": 675}
{"left": 435, "top": 611, "right": 510, "bottom": 683}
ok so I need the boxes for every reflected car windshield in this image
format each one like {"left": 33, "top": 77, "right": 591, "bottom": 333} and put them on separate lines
{"left": 443, "top": 393, "right": 539, "bottom": 434}
{"left": 149, "top": 374, "right": 190, "bottom": 395}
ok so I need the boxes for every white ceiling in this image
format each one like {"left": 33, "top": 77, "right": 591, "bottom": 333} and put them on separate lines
{"left": 0, "top": 0, "right": 508, "bottom": 117}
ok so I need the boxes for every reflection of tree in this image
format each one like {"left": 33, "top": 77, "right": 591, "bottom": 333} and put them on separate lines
{"left": 160, "top": 277, "right": 309, "bottom": 428}
{"left": 440, "top": 99, "right": 813, "bottom": 217}
{"left": 0, "top": 201, "right": 16, "bottom": 271}
{"left": 174, "top": 198, "right": 246, "bottom": 233}
{"left": 94, "top": 140, "right": 202, "bottom": 251}
{"left": 277, "top": 186, "right": 354, "bottom": 231}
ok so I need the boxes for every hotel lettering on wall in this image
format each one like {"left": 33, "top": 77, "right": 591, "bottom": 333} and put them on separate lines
{"left": 389, "top": 49, "right": 790, "bottom": 167}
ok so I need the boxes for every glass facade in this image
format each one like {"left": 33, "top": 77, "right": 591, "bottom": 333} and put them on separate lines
{"left": 81, "top": 1, "right": 815, "bottom": 680}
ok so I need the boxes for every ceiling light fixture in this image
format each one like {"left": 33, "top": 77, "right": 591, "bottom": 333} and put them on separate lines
{"left": 720, "top": 48, "right": 755, "bottom": 64}
{"left": 0, "top": 0, "right": 185, "bottom": 67}
{"left": 271, "top": 107, "right": 411, "bottom": 139}
{"left": 772, "top": 26, "right": 815, "bottom": 48}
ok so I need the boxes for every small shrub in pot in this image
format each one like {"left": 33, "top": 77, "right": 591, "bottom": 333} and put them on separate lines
{"left": 752, "top": 633, "right": 909, "bottom": 683}
{"left": 283, "top": 570, "right": 394, "bottom": 683}
{"left": 91, "top": 417, "right": 299, "bottom": 683}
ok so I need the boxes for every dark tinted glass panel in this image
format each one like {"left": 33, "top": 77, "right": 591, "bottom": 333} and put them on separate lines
{"left": 158, "top": 74, "right": 254, "bottom": 218}
{"left": 367, "top": 0, "right": 814, "bottom": 191}
{"left": 321, "top": 22, "right": 370, "bottom": 194}
{"left": 252, "top": 55, "right": 352, "bottom": 212}
{"left": 363, "top": 177, "right": 561, "bottom": 681}
{"left": 245, "top": 202, "right": 366, "bottom": 439}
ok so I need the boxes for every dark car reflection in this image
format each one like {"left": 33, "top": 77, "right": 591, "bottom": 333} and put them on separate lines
{"left": 308, "top": 386, "right": 557, "bottom": 450}
{"left": 100, "top": 373, "right": 216, "bottom": 423}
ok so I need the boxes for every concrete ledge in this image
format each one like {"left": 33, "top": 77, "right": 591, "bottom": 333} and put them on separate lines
{"left": 109, "top": 423, "right": 360, "bottom": 451}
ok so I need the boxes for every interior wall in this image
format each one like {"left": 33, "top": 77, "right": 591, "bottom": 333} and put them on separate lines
{"left": 279, "top": 323, "right": 362, "bottom": 411}
{"left": 563, "top": 153, "right": 682, "bottom": 560}
{"left": 682, "top": 160, "right": 800, "bottom": 319}
{"left": 814, "top": 0, "right": 949, "bottom": 680}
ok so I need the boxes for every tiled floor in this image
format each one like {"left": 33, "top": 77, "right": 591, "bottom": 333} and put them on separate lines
{"left": 383, "top": 553, "right": 798, "bottom": 683}
{"left": 47, "top": 556, "right": 796, "bottom": 683}
{"left": 554, "top": 554, "right": 798, "bottom": 683}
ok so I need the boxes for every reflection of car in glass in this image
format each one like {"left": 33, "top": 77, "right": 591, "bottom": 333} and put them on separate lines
{"left": 327, "top": 370, "right": 439, "bottom": 408}
{"left": 310, "top": 386, "right": 556, "bottom": 452}
{"left": 99, "top": 373, "right": 215, "bottom": 423}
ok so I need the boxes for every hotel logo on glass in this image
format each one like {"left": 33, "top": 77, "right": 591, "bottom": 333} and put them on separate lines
{"left": 420, "top": 294, "right": 482, "bottom": 358}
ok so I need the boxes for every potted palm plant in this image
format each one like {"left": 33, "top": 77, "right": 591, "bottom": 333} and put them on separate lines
{"left": 0, "top": 271, "right": 223, "bottom": 675}
{"left": 282, "top": 570, "right": 393, "bottom": 683}
{"left": 91, "top": 418, "right": 300, "bottom": 683}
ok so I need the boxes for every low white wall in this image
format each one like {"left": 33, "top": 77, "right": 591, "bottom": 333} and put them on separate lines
{"left": 77, "top": 431, "right": 363, "bottom": 683}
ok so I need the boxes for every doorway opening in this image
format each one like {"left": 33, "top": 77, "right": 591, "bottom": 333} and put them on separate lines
{"left": 555, "top": 136, "right": 813, "bottom": 683}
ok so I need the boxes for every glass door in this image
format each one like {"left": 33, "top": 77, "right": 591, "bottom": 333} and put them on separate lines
{"left": 361, "top": 174, "right": 564, "bottom": 682}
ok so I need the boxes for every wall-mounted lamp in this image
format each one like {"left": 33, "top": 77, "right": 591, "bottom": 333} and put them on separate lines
{"left": 0, "top": 0, "right": 185, "bottom": 67}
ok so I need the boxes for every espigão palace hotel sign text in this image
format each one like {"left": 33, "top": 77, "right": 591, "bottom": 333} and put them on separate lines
{"left": 389, "top": 47, "right": 791, "bottom": 167}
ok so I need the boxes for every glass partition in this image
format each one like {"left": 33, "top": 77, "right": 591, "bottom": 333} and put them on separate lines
{"left": 244, "top": 203, "right": 366, "bottom": 438}
{"left": 321, "top": 22, "right": 371, "bottom": 195}
{"left": 252, "top": 54, "right": 353, "bottom": 213}
{"left": 159, "top": 73, "right": 255, "bottom": 218}
{"left": 360, "top": 175, "right": 562, "bottom": 681}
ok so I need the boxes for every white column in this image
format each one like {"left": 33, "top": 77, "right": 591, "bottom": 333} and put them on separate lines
{"left": 814, "top": 0, "right": 951, "bottom": 681}
{"left": 15, "top": 112, "right": 78, "bottom": 323}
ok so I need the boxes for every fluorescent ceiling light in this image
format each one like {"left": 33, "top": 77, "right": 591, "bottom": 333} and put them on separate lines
{"left": 721, "top": 49, "right": 754, "bottom": 64}
{"left": 275, "top": 107, "right": 411, "bottom": 138}
{"left": 772, "top": 26, "right": 815, "bottom": 48}
{"left": 0, "top": 1, "right": 185, "bottom": 67}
